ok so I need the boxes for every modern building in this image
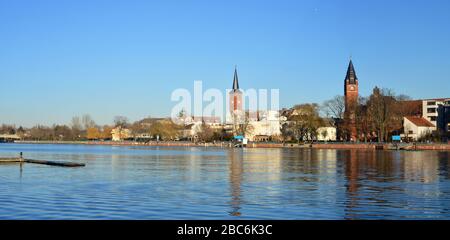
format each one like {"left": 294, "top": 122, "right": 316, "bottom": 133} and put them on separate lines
{"left": 343, "top": 60, "right": 359, "bottom": 141}
{"left": 437, "top": 104, "right": 450, "bottom": 141}
{"left": 422, "top": 98, "right": 450, "bottom": 127}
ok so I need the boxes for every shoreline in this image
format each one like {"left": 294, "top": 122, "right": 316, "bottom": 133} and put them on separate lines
{"left": 7, "top": 140, "right": 450, "bottom": 151}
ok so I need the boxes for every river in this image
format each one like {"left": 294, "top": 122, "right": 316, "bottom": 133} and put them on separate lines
{"left": 1, "top": 143, "right": 450, "bottom": 219}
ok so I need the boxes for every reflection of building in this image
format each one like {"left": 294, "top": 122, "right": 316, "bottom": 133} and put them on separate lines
{"left": 228, "top": 150, "right": 243, "bottom": 217}
{"left": 403, "top": 152, "right": 439, "bottom": 183}
{"left": 345, "top": 150, "right": 359, "bottom": 195}
{"left": 344, "top": 60, "right": 359, "bottom": 141}
{"left": 342, "top": 149, "right": 360, "bottom": 219}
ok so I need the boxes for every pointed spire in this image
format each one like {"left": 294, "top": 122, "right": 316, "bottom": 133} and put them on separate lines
{"left": 345, "top": 59, "right": 358, "bottom": 84}
{"left": 232, "top": 66, "right": 239, "bottom": 90}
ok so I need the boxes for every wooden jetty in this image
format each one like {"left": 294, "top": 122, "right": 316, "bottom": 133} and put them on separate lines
{"left": 0, "top": 153, "right": 85, "bottom": 167}
{"left": 0, "top": 157, "right": 24, "bottom": 163}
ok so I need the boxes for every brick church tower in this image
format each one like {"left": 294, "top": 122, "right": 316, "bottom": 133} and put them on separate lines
{"left": 229, "top": 67, "right": 243, "bottom": 113}
{"left": 344, "top": 60, "right": 359, "bottom": 141}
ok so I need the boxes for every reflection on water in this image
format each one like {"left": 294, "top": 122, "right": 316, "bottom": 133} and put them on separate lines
{"left": 0, "top": 144, "right": 450, "bottom": 219}
{"left": 228, "top": 150, "right": 243, "bottom": 216}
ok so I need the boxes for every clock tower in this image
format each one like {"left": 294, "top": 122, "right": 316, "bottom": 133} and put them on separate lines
{"left": 344, "top": 60, "right": 359, "bottom": 141}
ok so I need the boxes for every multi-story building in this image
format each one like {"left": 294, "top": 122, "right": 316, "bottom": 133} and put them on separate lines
{"left": 422, "top": 98, "right": 450, "bottom": 126}
{"left": 437, "top": 104, "right": 450, "bottom": 141}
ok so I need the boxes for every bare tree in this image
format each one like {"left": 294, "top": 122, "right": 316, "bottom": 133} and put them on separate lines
{"left": 232, "top": 111, "right": 254, "bottom": 137}
{"left": 367, "top": 87, "right": 397, "bottom": 142}
{"left": 114, "top": 116, "right": 129, "bottom": 128}
{"left": 197, "top": 122, "right": 214, "bottom": 142}
{"left": 82, "top": 114, "right": 96, "bottom": 129}
{"left": 71, "top": 116, "right": 83, "bottom": 139}
{"left": 322, "top": 95, "right": 345, "bottom": 119}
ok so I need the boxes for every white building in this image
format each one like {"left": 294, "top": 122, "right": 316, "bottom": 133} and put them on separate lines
{"left": 111, "top": 127, "right": 132, "bottom": 141}
{"left": 422, "top": 98, "right": 450, "bottom": 127}
{"left": 316, "top": 127, "right": 337, "bottom": 141}
{"left": 246, "top": 110, "right": 282, "bottom": 141}
{"left": 401, "top": 116, "right": 436, "bottom": 141}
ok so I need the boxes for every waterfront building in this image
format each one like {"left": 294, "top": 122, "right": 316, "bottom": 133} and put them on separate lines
{"left": 245, "top": 110, "right": 283, "bottom": 141}
{"left": 422, "top": 98, "right": 450, "bottom": 127}
{"left": 343, "top": 60, "right": 359, "bottom": 141}
{"left": 0, "top": 134, "right": 21, "bottom": 143}
{"left": 437, "top": 104, "right": 450, "bottom": 141}
{"left": 317, "top": 126, "right": 337, "bottom": 142}
{"left": 401, "top": 116, "right": 435, "bottom": 141}
{"left": 111, "top": 127, "right": 132, "bottom": 141}
{"left": 181, "top": 116, "right": 223, "bottom": 141}
{"left": 224, "top": 67, "right": 283, "bottom": 141}
{"left": 397, "top": 98, "right": 449, "bottom": 141}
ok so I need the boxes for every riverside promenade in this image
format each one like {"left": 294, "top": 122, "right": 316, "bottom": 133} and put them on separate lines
{"left": 11, "top": 140, "right": 450, "bottom": 151}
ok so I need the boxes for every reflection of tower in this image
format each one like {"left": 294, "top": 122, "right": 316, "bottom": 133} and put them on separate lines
{"left": 344, "top": 60, "right": 359, "bottom": 141}
{"left": 228, "top": 150, "right": 243, "bottom": 217}
{"left": 344, "top": 149, "right": 359, "bottom": 219}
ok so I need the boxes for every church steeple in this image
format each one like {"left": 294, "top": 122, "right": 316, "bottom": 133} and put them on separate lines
{"left": 229, "top": 66, "right": 243, "bottom": 113}
{"left": 344, "top": 59, "right": 359, "bottom": 142}
{"left": 232, "top": 66, "right": 239, "bottom": 91}
{"left": 345, "top": 60, "right": 358, "bottom": 84}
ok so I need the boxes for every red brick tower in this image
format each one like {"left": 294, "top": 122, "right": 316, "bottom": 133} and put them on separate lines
{"left": 229, "top": 67, "right": 242, "bottom": 112}
{"left": 344, "top": 60, "right": 359, "bottom": 141}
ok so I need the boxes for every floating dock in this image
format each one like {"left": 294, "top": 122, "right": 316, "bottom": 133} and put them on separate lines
{"left": 0, "top": 153, "right": 85, "bottom": 167}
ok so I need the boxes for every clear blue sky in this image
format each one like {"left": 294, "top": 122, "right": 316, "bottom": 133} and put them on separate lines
{"left": 1, "top": 0, "right": 449, "bottom": 127}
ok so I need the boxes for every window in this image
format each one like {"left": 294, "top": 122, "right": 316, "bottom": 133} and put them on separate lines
{"left": 408, "top": 130, "right": 413, "bottom": 134}
{"left": 427, "top": 108, "right": 436, "bottom": 113}
{"left": 430, "top": 116, "right": 437, "bottom": 121}
{"left": 427, "top": 101, "right": 436, "bottom": 106}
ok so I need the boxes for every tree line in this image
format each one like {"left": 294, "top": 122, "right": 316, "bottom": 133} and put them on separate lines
{"left": 1, "top": 86, "right": 443, "bottom": 143}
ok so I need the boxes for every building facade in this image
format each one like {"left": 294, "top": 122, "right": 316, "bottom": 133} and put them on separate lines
{"left": 402, "top": 116, "right": 435, "bottom": 141}
{"left": 437, "top": 104, "right": 450, "bottom": 141}
{"left": 111, "top": 127, "right": 132, "bottom": 141}
{"left": 422, "top": 98, "right": 450, "bottom": 127}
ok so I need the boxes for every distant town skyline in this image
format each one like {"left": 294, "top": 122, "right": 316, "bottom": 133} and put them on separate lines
{"left": 1, "top": 0, "right": 450, "bottom": 127}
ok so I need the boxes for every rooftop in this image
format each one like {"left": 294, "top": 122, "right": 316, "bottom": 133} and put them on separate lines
{"left": 405, "top": 116, "right": 435, "bottom": 127}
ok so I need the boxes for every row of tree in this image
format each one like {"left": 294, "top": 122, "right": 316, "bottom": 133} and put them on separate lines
{"left": 1, "top": 87, "right": 441, "bottom": 143}
{"left": 0, "top": 114, "right": 128, "bottom": 141}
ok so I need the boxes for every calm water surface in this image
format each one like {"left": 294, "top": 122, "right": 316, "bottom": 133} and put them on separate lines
{"left": 1, "top": 143, "right": 450, "bottom": 219}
